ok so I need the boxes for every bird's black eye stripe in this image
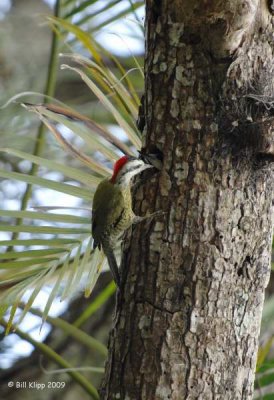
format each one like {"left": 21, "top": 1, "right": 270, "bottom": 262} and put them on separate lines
{"left": 116, "top": 162, "right": 145, "bottom": 184}
{"left": 126, "top": 165, "right": 141, "bottom": 173}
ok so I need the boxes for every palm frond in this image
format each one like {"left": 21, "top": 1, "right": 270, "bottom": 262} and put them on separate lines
{"left": 0, "top": 0, "right": 144, "bottom": 329}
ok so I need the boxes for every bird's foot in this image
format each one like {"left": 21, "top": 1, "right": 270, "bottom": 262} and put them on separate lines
{"left": 133, "top": 210, "right": 166, "bottom": 224}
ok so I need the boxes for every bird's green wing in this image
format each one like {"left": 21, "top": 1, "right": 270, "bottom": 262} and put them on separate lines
{"left": 92, "top": 179, "right": 125, "bottom": 246}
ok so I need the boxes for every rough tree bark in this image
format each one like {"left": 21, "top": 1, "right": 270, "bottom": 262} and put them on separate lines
{"left": 101, "top": 1, "right": 274, "bottom": 399}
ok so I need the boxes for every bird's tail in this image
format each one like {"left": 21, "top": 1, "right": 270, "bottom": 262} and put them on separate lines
{"left": 102, "top": 243, "right": 121, "bottom": 288}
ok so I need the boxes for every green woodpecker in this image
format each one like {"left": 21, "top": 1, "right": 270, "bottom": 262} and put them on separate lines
{"left": 92, "top": 155, "right": 158, "bottom": 288}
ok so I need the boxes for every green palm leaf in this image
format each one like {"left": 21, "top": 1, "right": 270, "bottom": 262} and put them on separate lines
{"left": 0, "top": 1, "right": 144, "bottom": 330}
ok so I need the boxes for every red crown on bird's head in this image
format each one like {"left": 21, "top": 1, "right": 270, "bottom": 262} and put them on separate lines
{"left": 110, "top": 155, "right": 129, "bottom": 183}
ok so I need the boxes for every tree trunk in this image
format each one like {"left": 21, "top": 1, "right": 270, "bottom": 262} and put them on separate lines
{"left": 101, "top": 1, "right": 274, "bottom": 399}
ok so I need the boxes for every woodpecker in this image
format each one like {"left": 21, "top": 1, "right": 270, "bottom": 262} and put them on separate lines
{"left": 92, "top": 155, "right": 160, "bottom": 288}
